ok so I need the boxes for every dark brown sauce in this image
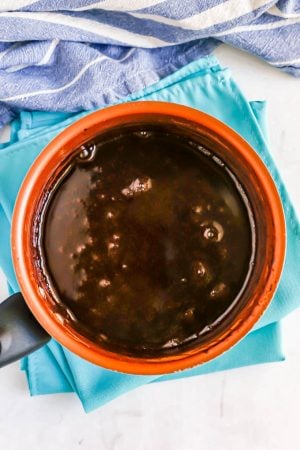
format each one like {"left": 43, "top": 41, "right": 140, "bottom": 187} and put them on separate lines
{"left": 40, "top": 126, "right": 255, "bottom": 357}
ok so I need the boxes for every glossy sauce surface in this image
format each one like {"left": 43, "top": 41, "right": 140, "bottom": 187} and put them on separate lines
{"left": 41, "top": 127, "right": 254, "bottom": 357}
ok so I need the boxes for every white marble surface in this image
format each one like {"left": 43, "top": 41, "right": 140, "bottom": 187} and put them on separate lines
{"left": 0, "top": 45, "right": 300, "bottom": 450}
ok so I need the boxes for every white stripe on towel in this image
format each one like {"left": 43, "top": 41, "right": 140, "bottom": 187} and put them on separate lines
{"left": 268, "top": 6, "right": 300, "bottom": 19}
{"left": 4, "top": 38, "right": 60, "bottom": 73}
{"left": 0, "top": 55, "right": 109, "bottom": 101}
{"left": 73, "top": 0, "right": 165, "bottom": 12}
{"left": 38, "top": 38, "right": 60, "bottom": 65}
{"left": 213, "top": 17, "right": 300, "bottom": 37}
{"left": 131, "top": 0, "right": 271, "bottom": 31}
{"left": 0, "top": 11, "right": 168, "bottom": 47}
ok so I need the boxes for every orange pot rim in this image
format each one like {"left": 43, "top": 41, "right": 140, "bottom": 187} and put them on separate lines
{"left": 11, "top": 101, "right": 286, "bottom": 375}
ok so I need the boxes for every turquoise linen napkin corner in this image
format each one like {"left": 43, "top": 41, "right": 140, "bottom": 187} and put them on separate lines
{"left": 0, "top": 56, "right": 299, "bottom": 412}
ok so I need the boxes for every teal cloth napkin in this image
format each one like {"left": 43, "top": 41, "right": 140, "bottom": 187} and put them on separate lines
{"left": 0, "top": 56, "right": 299, "bottom": 412}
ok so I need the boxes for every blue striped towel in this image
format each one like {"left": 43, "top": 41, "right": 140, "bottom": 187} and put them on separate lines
{"left": 0, "top": 0, "right": 299, "bottom": 127}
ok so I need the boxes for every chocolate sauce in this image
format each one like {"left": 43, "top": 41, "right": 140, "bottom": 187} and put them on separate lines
{"left": 40, "top": 126, "right": 255, "bottom": 357}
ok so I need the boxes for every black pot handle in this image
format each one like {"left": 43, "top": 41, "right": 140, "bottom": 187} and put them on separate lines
{"left": 0, "top": 292, "right": 51, "bottom": 368}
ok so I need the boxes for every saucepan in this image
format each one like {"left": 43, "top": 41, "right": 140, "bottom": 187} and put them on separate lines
{"left": 0, "top": 102, "right": 285, "bottom": 374}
